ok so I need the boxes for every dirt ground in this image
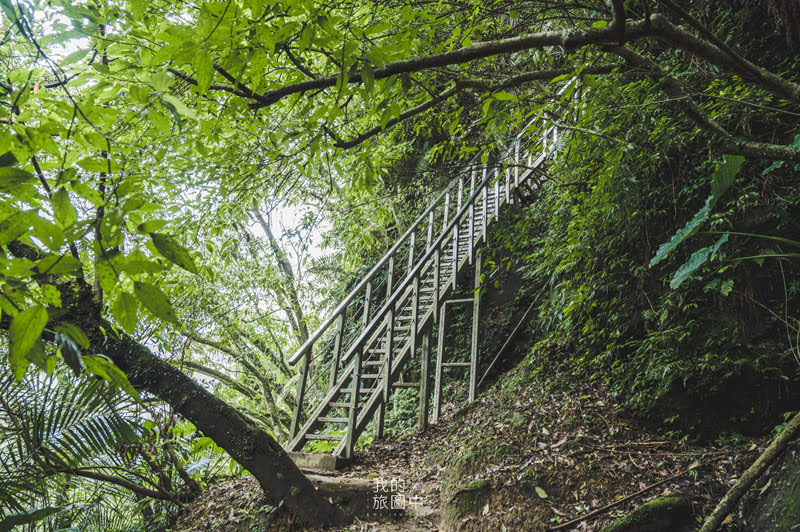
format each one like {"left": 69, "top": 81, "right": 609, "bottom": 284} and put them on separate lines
{"left": 173, "top": 359, "right": 768, "bottom": 532}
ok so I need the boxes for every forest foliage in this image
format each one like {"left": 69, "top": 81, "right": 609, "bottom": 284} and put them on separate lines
{"left": 1, "top": 0, "right": 800, "bottom": 529}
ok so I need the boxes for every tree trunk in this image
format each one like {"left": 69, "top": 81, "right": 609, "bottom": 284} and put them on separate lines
{"left": 84, "top": 316, "right": 350, "bottom": 526}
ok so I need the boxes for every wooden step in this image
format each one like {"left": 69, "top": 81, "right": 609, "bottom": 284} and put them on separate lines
{"left": 318, "top": 417, "right": 348, "bottom": 423}
{"left": 442, "top": 362, "right": 471, "bottom": 367}
{"left": 393, "top": 382, "right": 420, "bottom": 388}
{"left": 306, "top": 434, "right": 344, "bottom": 441}
{"left": 329, "top": 402, "right": 350, "bottom": 408}
{"left": 361, "top": 373, "right": 381, "bottom": 379}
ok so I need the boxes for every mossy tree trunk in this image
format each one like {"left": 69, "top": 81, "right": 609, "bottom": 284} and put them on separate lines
{"left": 82, "top": 316, "right": 350, "bottom": 526}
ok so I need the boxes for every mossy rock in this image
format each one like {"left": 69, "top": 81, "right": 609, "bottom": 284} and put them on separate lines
{"left": 602, "top": 496, "right": 692, "bottom": 532}
{"left": 746, "top": 448, "right": 800, "bottom": 531}
{"left": 443, "top": 479, "right": 492, "bottom": 528}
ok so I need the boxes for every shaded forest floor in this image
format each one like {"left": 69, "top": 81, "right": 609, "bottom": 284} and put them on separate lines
{"left": 172, "top": 349, "right": 776, "bottom": 531}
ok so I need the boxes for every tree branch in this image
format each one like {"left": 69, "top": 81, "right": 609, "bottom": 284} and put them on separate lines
{"left": 611, "top": 46, "right": 800, "bottom": 161}
{"left": 178, "top": 359, "right": 259, "bottom": 399}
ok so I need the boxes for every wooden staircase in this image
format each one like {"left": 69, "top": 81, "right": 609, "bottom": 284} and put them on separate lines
{"left": 285, "top": 112, "right": 565, "bottom": 459}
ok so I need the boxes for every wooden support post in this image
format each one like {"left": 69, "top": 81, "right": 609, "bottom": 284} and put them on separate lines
{"left": 468, "top": 202, "right": 474, "bottom": 265}
{"left": 407, "top": 231, "right": 416, "bottom": 274}
{"left": 469, "top": 250, "right": 483, "bottom": 403}
{"left": 443, "top": 191, "right": 450, "bottom": 227}
{"left": 346, "top": 348, "right": 362, "bottom": 458}
{"left": 386, "top": 257, "right": 395, "bottom": 297}
{"left": 457, "top": 176, "right": 463, "bottom": 211}
{"left": 361, "top": 281, "right": 372, "bottom": 329}
{"left": 451, "top": 222, "right": 458, "bottom": 291}
{"left": 328, "top": 312, "right": 346, "bottom": 391}
{"left": 376, "top": 309, "right": 394, "bottom": 439}
{"left": 433, "top": 303, "right": 447, "bottom": 424}
{"left": 290, "top": 348, "right": 311, "bottom": 440}
{"left": 505, "top": 168, "right": 511, "bottom": 206}
{"left": 470, "top": 165, "right": 476, "bottom": 196}
{"left": 433, "top": 248, "right": 440, "bottom": 323}
{"left": 515, "top": 139, "right": 520, "bottom": 188}
{"left": 418, "top": 328, "right": 431, "bottom": 431}
{"left": 481, "top": 186, "right": 488, "bottom": 243}
{"left": 427, "top": 210, "right": 434, "bottom": 250}
{"left": 410, "top": 275, "right": 419, "bottom": 358}
{"left": 494, "top": 178, "right": 500, "bottom": 220}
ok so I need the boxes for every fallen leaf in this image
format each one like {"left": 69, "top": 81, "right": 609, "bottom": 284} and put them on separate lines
{"left": 535, "top": 486, "right": 548, "bottom": 499}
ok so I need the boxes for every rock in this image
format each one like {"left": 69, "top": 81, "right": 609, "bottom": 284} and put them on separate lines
{"left": 602, "top": 496, "right": 693, "bottom": 532}
{"left": 442, "top": 479, "right": 491, "bottom": 529}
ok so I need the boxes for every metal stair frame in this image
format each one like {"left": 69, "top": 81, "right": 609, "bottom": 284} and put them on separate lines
{"left": 285, "top": 106, "right": 569, "bottom": 458}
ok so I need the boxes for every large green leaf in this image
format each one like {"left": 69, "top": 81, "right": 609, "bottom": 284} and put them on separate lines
{"left": 83, "top": 354, "right": 140, "bottom": 401}
{"left": 134, "top": 281, "right": 179, "bottom": 323}
{"left": 51, "top": 188, "right": 78, "bottom": 228}
{"left": 670, "top": 234, "right": 729, "bottom": 289}
{"left": 0, "top": 507, "right": 62, "bottom": 532}
{"left": 0, "top": 167, "right": 35, "bottom": 189}
{"left": 112, "top": 292, "right": 138, "bottom": 333}
{"left": 710, "top": 155, "right": 745, "bottom": 198}
{"left": 9, "top": 305, "right": 48, "bottom": 380}
{"left": 649, "top": 195, "right": 713, "bottom": 267}
{"left": 55, "top": 331, "right": 84, "bottom": 377}
{"left": 150, "top": 232, "right": 198, "bottom": 273}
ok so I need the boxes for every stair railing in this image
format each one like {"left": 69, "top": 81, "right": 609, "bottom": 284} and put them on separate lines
{"left": 285, "top": 84, "right": 575, "bottom": 443}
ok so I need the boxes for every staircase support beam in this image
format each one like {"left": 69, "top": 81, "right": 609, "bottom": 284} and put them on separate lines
{"left": 418, "top": 328, "right": 431, "bottom": 430}
{"left": 469, "top": 250, "right": 483, "bottom": 403}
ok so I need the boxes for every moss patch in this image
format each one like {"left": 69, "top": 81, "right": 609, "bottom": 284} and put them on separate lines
{"left": 601, "top": 496, "right": 692, "bottom": 532}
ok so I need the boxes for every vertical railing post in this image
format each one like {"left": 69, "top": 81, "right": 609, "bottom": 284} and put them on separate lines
{"left": 457, "top": 176, "right": 464, "bottom": 211}
{"left": 451, "top": 219, "right": 459, "bottom": 291}
{"left": 505, "top": 166, "right": 511, "bottom": 206}
{"left": 433, "top": 303, "right": 447, "bottom": 424}
{"left": 494, "top": 177, "right": 500, "bottom": 220}
{"left": 468, "top": 200, "right": 475, "bottom": 265}
{"left": 515, "top": 139, "right": 520, "bottom": 189}
{"left": 376, "top": 308, "right": 394, "bottom": 440}
{"left": 481, "top": 185, "right": 488, "bottom": 243}
{"left": 328, "top": 312, "right": 346, "bottom": 391}
{"left": 469, "top": 250, "right": 483, "bottom": 403}
{"left": 418, "top": 328, "right": 431, "bottom": 430}
{"left": 443, "top": 191, "right": 451, "bottom": 227}
{"left": 427, "top": 210, "right": 434, "bottom": 250}
{"left": 386, "top": 257, "right": 395, "bottom": 298}
{"left": 407, "top": 231, "right": 416, "bottom": 274}
{"left": 361, "top": 281, "right": 372, "bottom": 330}
{"left": 290, "top": 346, "right": 311, "bottom": 440}
{"left": 470, "top": 165, "right": 476, "bottom": 197}
{"left": 345, "top": 348, "right": 362, "bottom": 458}
{"left": 433, "top": 247, "right": 441, "bottom": 323}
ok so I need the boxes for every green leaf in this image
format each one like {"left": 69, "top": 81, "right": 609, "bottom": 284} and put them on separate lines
{"left": 0, "top": 507, "right": 62, "bottom": 532}
{"left": 151, "top": 71, "right": 174, "bottom": 91}
{"left": 54, "top": 323, "right": 90, "bottom": 349}
{"left": 0, "top": 151, "right": 19, "bottom": 167}
{"left": 194, "top": 52, "right": 214, "bottom": 94}
{"left": 710, "top": 155, "right": 745, "bottom": 198}
{"left": 9, "top": 305, "right": 48, "bottom": 380}
{"left": 650, "top": 195, "right": 713, "bottom": 267}
{"left": 0, "top": 167, "right": 35, "bottom": 189}
{"left": 150, "top": 232, "right": 198, "bottom": 273}
{"left": 24, "top": 340, "right": 47, "bottom": 372}
{"left": 492, "top": 91, "right": 516, "bottom": 101}
{"left": 51, "top": 188, "right": 78, "bottom": 228}
{"left": 134, "top": 281, "right": 179, "bottom": 323}
{"left": 670, "top": 234, "right": 729, "bottom": 289}
{"left": 592, "top": 20, "right": 608, "bottom": 28}
{"left": 83, "top": 354, "right": 140, "bottom": 401}
{"left": 161, "top": 95, "right": 196, "bottom": 120}
{"left": 112, "top": 292, "right": 138, "bottom": 334}
{"left": 535, "top": 486, "right": 548, "bottom": 499}
{"left": 362, "top": 61, "right": 374, "bottom": 94}
{"left": 55, "top": 331, "right": 84, "bottom": 377}
{"left": 42, "top": 284, "right": 62, "bottom": 307}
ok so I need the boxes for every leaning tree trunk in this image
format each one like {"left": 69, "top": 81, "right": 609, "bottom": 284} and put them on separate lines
{"left": 84, "top": 316, "right": 350, "bottom": 526}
